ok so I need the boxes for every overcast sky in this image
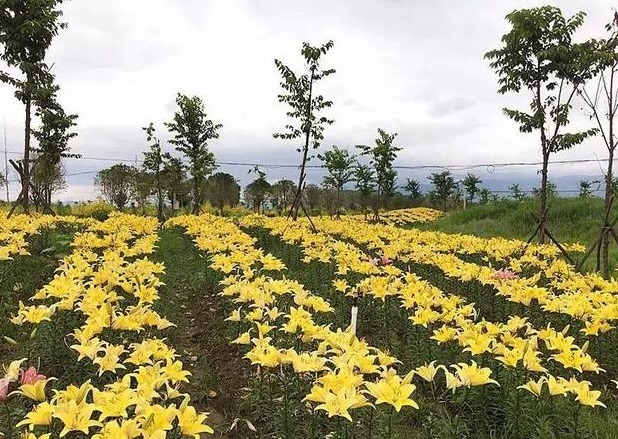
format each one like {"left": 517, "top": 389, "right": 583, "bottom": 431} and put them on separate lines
{"left": 0, "top": 0, "right": 616, "bottom": 201}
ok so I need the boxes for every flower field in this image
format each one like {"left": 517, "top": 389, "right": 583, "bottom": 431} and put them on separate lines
{"left": 2, "top": 208, "right": 618, "bottom": 438}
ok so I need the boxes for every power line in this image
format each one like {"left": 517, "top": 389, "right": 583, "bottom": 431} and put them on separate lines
{"left": 5, "top": 169, "right": 100, "bottom": 184}
{"left": 2, "top": 149, "right": 614, "bottom": 171}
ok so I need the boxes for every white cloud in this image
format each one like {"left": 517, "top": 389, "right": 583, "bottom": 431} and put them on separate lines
{"left": 0, "top": 0, "right": 616, "bottom": 200}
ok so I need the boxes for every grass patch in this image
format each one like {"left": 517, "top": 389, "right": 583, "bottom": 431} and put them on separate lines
{"left": 418, "top": 197, "right": 618, "bottom": 271}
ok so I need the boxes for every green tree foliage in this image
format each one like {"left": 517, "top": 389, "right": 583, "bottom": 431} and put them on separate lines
{"left": 509, "top": 183, "right": 526, "bottom": 201}
{"left": 404, "top": 178, "right": 422, "bottom": 201}
{"left": 244, "top": 173, "right": 271, "bottom": 214}
{"left": 0, "top": 0, "right": 69, "bottom": 213}
{"left": 132, "top": 169, "right": 152, "bottom": 213}
{"left": 318, "top": 146, "right": 355, "bottom": 218}
{"left": 462, "top": 173, "right": 483, "bottom": 202}
{"left": 354, "top": 164, "right": 375, "bottom": 219}
{"left": 304, "top": 183, "right": 322, "bottom": 212}
{"left": 95, "top": 163, "right": 138, "bottom": 210}
{"left": 30, "top": 152, "right": 65, "bottom": 209}
{"left": 30, "top": 87, "right": 78, "bottom": 208}
{"left": 205, "top": 172, "right": 240, "bottom": 215}
{"left": 478, "top": 188, "right": 492, "bottom": 205}
{"left": 142, "top": 122, "right": 165, "bottom": 221}
{"left": 161, "top": 154, "right": 186, "bottom": 209}
{"left": 428, "top": 171, "right": 456, "bottom": 211}
{"left": 579, "top": 180, "right": 593, "bottom": 198}
{"left": 166, "top": 93, "right": 222, "bottom": 214}
{"left": 269, "top": 179, "right": 297, "bottom": 215}
{"left": 485, "top": 6, "right": 598, "bottom": 242}
{"left": 357, "top": 129, "right": 402, "bottom": 219}
{"left": 274, "top": 40, "right": 335, "bottom": 220}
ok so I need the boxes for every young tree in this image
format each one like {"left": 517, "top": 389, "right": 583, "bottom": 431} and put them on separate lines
{"left": 579, "top": 180, "right": 593, "bottom": 198}
{"left": 142, "top": 122, "right": 165, "bottom": 221}
{"left": 269, "top": 179, "right": 297, "bottom": 215}
{"left": 354, "top": 163, "right": 375, "bottom": 219}
{"left": 509, "top": 183, "right": 526, "bottom": 201}
{"left": 132, "top": 170, "right": 153, "bottom": 214}
{"left": 274, "top": 40, "right": 335, "bottom": 221}
{"left": 428, "top": 171, "right": 456, "bottom": 211}
{"left": 244, "top": 179, "right": 271, "bottom": 213}
{"left": 462, "top": 173, "right": 483, "bottom": 203}
{"left": 0, "top": 0, "right": 69, "bottom": 214}
{"left": 29, "top": 88, "right": 78, "bottom": 209}
{"left": 165, "top": 93, "right": 222, "bottom": 214}
{"left": 95, "top": 163, "right": 138, "bottom": 210}
{"left": 532, "top": 181, "right": 557, "bottom": 199}
{"left": 318, "top": 146, "right": 355, "bottom": 218}
{"left": 30, "top": 152, "right": 65, "bottom": 209}
{"left": 485, "top": 6, "right": 597, "bottom": 243}
{"left": 478, "top": 188, "right": 492, "bottom": 205}
{"left": 161, "top": 154, "right": 186, "bottom": 210}
{"left": 357, "top": 129, "right": 402, "bottom": 220}
{"left": 304, "top": 183, "right": 322, "bottom": 212}
{"left": 404, "top": 178, "right": 422, "bottom": 201}
{"left": 322, "top": 186, "right": 338, "bottom": 217}
{"left": 578, "top": 13, "right": 618, "bottom": 277}
{"left": 205, "top": 172, "right": 240, "bottom": 215}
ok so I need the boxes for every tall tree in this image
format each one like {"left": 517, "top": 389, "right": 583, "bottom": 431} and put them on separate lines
{"left": 318, "top": 146, "right": 355, "bottom": 218}
{"left": 205, "top": 172, "right": 240, "bottom": 215}
{"left": 165, "top": 93, "right": 222, "bottom": 214}
{"left": 485, "top": 6, "right": 597, "bottom": 243}
{"left": 95, "top": 163, "right": 137, "bottom": 210}
{"left": 143, "top": 122, "right": 165, "bottom": 221}
{"left": 428, "top": 171, "right": 456, "bottom": 211}
{"left": 274, "top": 40, "right": 335, "bottom": 221}
{"left": 0, "top": 0, "right": 69, "bottom": 214}
{"left": 462, "top": 173, "right": 483, "bottom": 203}
{"left": 578, "top": 12, "right": 618, "bottom": 277}
{"left": 357, "top": 129, "right": 402, "bottom": 220}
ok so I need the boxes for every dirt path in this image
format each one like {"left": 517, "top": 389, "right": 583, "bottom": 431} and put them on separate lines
{"left": 154, "top": 228, "right": 250, "bottom": 438}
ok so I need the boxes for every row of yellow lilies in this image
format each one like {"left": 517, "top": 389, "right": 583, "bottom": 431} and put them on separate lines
{"left": 5, "top": 213, "right": 213, "bottom": 439}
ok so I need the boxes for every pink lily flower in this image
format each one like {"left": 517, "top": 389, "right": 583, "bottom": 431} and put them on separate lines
{"left": 0, "top": 378, "right": 9, "bottom": 401}
{"left": 19, "top": 367, "right": 46, "bottom": 385}
{"left": 492, "top": 269, "right": 519, "bottom": 280}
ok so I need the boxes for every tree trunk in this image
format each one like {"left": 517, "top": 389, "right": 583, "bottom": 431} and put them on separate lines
{"left": 602, "top": 119, "right": 615, "bottom": 277}
{"left": 156, "top": 170, "right": 164, "bottom": 222}
{"left": 22, "top": 95, "right": 31, "bottom": 214}
{"left": 538, "top": 151, "right": 550, "bottom": 244}
{"left": 537, "top": 77, "right": 548, "bottom": 244}
{"left": 336, "top": 187, "right": 341, "bottom": 219}
{"left": 192, "top": 175, "right": 199, "bottom": 214}
{"left": 291, "top": 69, "right": 315, "bottom": 221}
{"left": 602, "top": 152, "right": 613, "bottom": 278}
